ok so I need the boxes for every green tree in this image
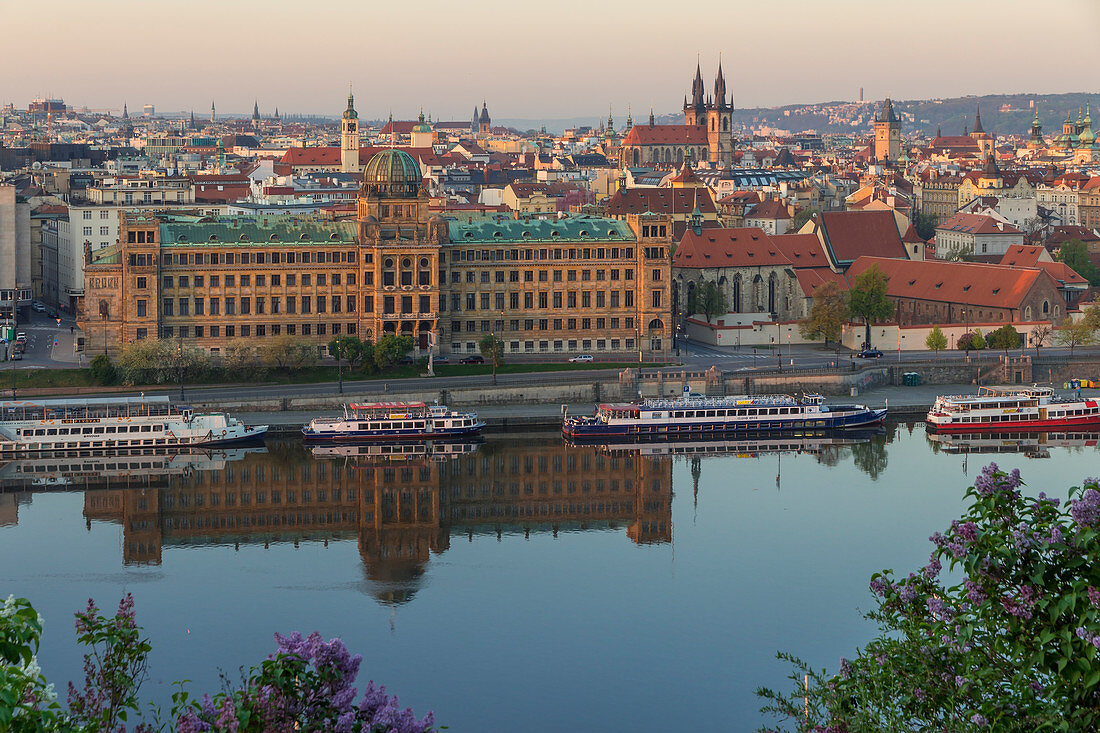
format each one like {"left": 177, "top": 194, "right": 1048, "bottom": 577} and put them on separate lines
{"left": 222, "top": 338, "right": 264, "bottom": 379}
{"left": 1054, "top": 316, "right": 1096, "bottom": 356}
{"left": 372, "top": 334, "right": 414, "bottom": 372}
{"left": 799, "top": 281, "right": 848, "bottom": 346}
{"left": 698, "top": 280, "right": 728, "bottom": 323}
{"left": 1056, "top": 240, "right": 1100, "bottom": 286}
{"left": 328, "top": 335, "right": 363, "bottom": 365}
{"left": 912, "top": 211, "right": 937, "bottom": 241}
{"left": 791, "top": 207, "right": 819, "bottom": 232}
{"left": 925, "top": 325, "right": 947, "bottom": 358}
{"left": 848, "top": 264, "right": 894, "bottom": 348}
{"left": 260, "top": 335, "right": 317, "bottom": 372}
{"left": 89, "top": 353, "right": 117, "bottom": 385}
{"left": 986, "top": 324, "right": 1022, "bottom": 355}
{"left": 970, "top": 328, "right": 986, "bottom": 350}
{"left": 478, "top": 333, "right": 504, "bottom": 367}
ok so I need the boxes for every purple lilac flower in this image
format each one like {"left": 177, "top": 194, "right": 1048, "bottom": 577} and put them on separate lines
{"left": 899, "top": 583, "right": 918, "bottom": 603}
{"left": 1070, "top": 488, "right": 1100, "bottom": 528}
{"left": 869, "top": 577, "right": 887, "bottom": 597}
{"left": 964, "top": 579, "right": 987, "bottom": 605}
{"left": 1089, "top": 586, "right": 1100, "bottom": 608}
{"left": 923, "top": 555, "right": 942, "bottom": 580}
{"left": 971, "top": 713, "right": 988, "bottom": 727}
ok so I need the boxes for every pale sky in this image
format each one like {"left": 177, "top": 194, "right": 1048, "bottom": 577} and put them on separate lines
{"left": 4, "top": 0, "right": 1098, "bottom": 121}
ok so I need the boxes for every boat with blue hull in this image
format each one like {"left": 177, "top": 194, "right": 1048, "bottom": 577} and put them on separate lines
{"left": 562, "top": 393, "right": 886, "bottom": 441}
{"left": 302, "top": 402, "right": 485, "bottom": 442}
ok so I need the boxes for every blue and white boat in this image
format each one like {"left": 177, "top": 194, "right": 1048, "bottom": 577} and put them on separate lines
{"left": 562, "top": 392, "right": 885, "bottom": 440}
{"left": 301, "top": 402, "right": 485, "bottom": 442}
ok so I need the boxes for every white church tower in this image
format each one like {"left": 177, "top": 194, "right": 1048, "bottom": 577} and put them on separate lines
{"left": 341, "top": 88, "right": 360, "bottom": 173}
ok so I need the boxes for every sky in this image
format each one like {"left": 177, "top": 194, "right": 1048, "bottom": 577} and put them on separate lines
{"left": 3, "top": 0, "right": 1098, "bottom": 122}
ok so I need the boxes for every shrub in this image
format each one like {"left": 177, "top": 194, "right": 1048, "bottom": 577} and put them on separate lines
{"left": 89, "top": 354, "right": 117, "bottom": 385}
{"left": 759, "top": 466, "right": 1100, "bottom": 731}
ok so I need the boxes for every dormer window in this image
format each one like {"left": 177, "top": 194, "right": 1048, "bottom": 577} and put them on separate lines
{"left": 208, "top": 235, "right": 218, "bottom": 241}
{"left": 269, "top": 234, "right": 279, "bottom": 241}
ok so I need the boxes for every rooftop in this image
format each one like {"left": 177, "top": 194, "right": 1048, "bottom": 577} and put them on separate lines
{"left": 157, "top": 216, "right": 357, "bottom": 246}
{"left": 447, "top": 215, "right": 634, "bottom": 244}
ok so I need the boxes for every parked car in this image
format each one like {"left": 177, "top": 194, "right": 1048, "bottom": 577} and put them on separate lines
{"left": 432, "top": 355, "right": 450, "bottom": 363}
{"left": 569, "top": 354, "right": 594, "bottom": 363}
{"left": 9, "top": 350, "right": 21, "bottom": 361}
{"left": 12, "top": 341, "right": 25, "bottom": 354}
{"left": 460, "top": 355, "right": 485, "bottom": 364}
{"left": 32, "top": 302, "right": 46, "bottom": 312}
{"left": 857, "top": 348, "right": 883, "bottom": 359}
{"left": 15, "top": 333, "right": 27, "bottom": 343}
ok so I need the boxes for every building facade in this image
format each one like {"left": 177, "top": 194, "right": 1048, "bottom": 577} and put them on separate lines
{"left": 81, "top": 149, "right": 673, "bottom": 359}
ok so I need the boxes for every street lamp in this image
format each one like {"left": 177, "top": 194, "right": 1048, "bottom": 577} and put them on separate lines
{"left": 177, "top": 330, "right": 185, "bottom": 402}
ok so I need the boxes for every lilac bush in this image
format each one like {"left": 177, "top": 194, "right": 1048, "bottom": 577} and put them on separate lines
{"left": 758, "top": 464, "right": 1100, "bottom": 732}
{"left": 0, "top": 594, "right": 435, "bottom": 732}
{"left": 174, "top": 631, "right": 435, "bottom": 732}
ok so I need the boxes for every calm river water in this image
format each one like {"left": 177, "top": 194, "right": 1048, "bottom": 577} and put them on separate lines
{"left": 2, "top": 426, "right": 1098, "bottom": 731}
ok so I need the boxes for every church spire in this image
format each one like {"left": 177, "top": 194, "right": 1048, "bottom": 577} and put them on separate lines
{"left": 649, "top": 107, "right": 655, "bottom": 127}
{"left": 972, "top": 103, "right": 984, "bottom": 134}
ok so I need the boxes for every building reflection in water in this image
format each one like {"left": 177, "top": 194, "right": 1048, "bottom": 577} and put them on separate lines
{"left": 0, "top": 429, "right": 929, "bottom": 605}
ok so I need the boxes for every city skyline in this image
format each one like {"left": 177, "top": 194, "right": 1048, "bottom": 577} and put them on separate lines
{"left": 5, "top": 0, "right": 1098, "bottom": 120}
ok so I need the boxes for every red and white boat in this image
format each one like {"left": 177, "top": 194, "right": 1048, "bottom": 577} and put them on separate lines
{"left": 927, "top": 386, "right": 1100, "bottom": 433}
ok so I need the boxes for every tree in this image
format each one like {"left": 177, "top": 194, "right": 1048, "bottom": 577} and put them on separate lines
{"left": 372, "top": 334, "right": 414, "bottom": 372}
{"left": 848, "top": 264, "right": 894, "bottom": 348}
{"left": 89, "top": 354, "right": 117, "bottom": 385}
{"left": 925, "top": 325, "right": 947, "bottom": 358}
{"left": 222, "top": 338, "right": 264, "bottom": 379}
{"left": 970, "top": 328, "right": 986, "bottom": 350}
{"left": 697, "top": 280, "right": 728, "bottom": 323}
{"left": 791, "top": 207, "right": 819, "bottom": 232}
{"left": 759, "top": 467, "right": 1100, "bottom": 732}
{"left": 1030, "top": 323, "right": 1053, "bottom": 355}
{"left": 261, "top": 335, "right": 317, "bottom": 372}
{"left": 1056, "top": 240, "right": 1100, "bottom": 286}
{"left": 799, "top": 281, "right": 848, "bottom": 346}
{"left": 986, "top": 324, "right": 1022, "bottom": 355}
{"left": 328, "top": 335, "right": 363, "bottom": 366}
{"left": 912, "top": 211, "right": 937, "bottom": 241}
{"left": 478, "top": 333, "right": 504, "bottom": 367}
{"left": 1054, "top": 316, "right": 1096, "bottom": 356}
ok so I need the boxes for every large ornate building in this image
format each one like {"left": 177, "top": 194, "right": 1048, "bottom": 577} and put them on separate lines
{"left": 81, "top": 149, "right": 673, "bottom": 359}
{"left": 618, "top": 62, "right": 734, "bottom": 168}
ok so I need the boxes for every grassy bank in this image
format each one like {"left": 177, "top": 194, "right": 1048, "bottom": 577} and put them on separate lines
{"left": 1, "top": 360, "right": 672, "bottom": 394}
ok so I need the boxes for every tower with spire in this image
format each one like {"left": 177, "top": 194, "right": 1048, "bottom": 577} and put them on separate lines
{"left": 1028, "top": 103, "right": 1044, "bottom": 150}
{"left": 251, "top": 101, "right": 260, "bottom": 130}
{"left": 341, "top": 87, "right": 360, "bottom": 173}
{"left": 873, "top": 97, "right": 901, "bottom": 163}
{"left": 705, "top": 56, "right": 733, "bottom": 166}
{"left": 210, "top": 100, "right": 216, "bottom": 124}
{"left": 970, "top": 103, "right": 992, "bottom": 158}
{"left": 478, "top": 101, "right": 491, "bottom": 137}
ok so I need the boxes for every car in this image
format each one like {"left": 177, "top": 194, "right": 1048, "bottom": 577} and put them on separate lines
{"left": 459, "top": 355, "right": 484, "bottom": 364}
{"left": 431, "top": 355, "right": 450, "bottom": 363}
{"left": 15, "top": 332, "right": 27, "bottom": 343}
{"left": 857, "top": 348, "right": 883, "bottom": 359}
{"left": 32, "top": 302, "right": 46, "bottom": 312}
{"left": 569, "top": 354, "right": 594, "bottom": 363}
{"left": 8, "top": 350, "right": 21, "bottom": 361}
{"left": 12, "top": 342, "right": 24, "bottom": 354}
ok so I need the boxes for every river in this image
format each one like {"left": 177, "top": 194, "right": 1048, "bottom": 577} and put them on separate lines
{"left": 1, "top": 426, "right": 1097, "bottom": 731}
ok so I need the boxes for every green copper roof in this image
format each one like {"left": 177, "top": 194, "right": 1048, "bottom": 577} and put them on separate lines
{"left": 447, "top": 216, "right": 634, "bottom": 244}
{"left": 89, "top": 244, "right": 120, "bottom": 265}
{"left": 159, "top": 217, "right": 357, "bottom": 246}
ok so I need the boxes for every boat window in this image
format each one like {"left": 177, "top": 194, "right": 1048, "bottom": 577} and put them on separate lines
{"left": 141, "top": 425, "right": 152, "bottom": 432}
{"left": 359, "top": 423, "right": 369, "bottom": 430}
{"left": 46, "top": 428, "right": 57, "bottom": 435}
{"left": 94, "top": 427, "right": 105, "bottom": 434}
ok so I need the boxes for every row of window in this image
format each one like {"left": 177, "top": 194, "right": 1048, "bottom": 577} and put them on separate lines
{"left": 450, "top": 316, "right": 637, "bottom": 333}
{"left": 143, "top": 323, "right": 358, "bottom": 340}
{"left": 447, "top": 268, "right": 635, "bottom": 284}
{"left": 19, "top": 423, "right": 160, "bottom": 437}
{"left": 449, "top": 247, "right": 636, "bottom": 262}
{"left": 81, "top": 211, "right": 113, "bottom": 220}
{"left": 149, "top": 294, "right": 359, "bottom": 317}
{"left": 448, "top": 338, "right": 648, "bottom": 353}
{"left": 445, "top": 290, "right": 635, "bottom": 312}
{"left": 161, "top": 272, "right": 356, "bottom": 289}
{"left": 163, "top": 250, "right": 356, "bottom": 265}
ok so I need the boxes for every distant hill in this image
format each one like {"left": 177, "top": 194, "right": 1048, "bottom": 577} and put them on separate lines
{"left": 726, "top": 93, "right": 1096, "bottom": 138}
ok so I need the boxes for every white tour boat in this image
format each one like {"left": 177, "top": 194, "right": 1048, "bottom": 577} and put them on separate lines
{"left": 301, "top": 401, "right": 484, "bottom": 442}
{"left": 926, "top": 386, "right": 1100, "bottom": 433}
{"left": 562, "top": 392, "right": 886, "bottom": 440}
{"left": 0, "top": 396, "right": 267, "bottom": 455}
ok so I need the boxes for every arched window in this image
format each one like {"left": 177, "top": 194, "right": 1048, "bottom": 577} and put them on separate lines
{"left": 1024, "top": 305, "right": 1032, "bottom": 320}
{"left": 1042, "top": 300, "right": 1049, "bottom": 315}
{"left": 648, "top": 318, "right": 663, "bottom": 330}
{"left": 768, "top": 273, "right": 777, "bottom": 315}
{"left": 732, "top": 274, "right": 742, "bottom": 312}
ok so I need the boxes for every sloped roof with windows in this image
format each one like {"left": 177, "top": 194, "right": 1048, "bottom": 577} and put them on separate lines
{"left": 159, "top": 217, "right": 357, "bottom": 246}
{"left": 847, "top": 256, "right": 1049, "bottom": 309}
{"left": 447, "top": 215, "right": 634, "bottom": 244}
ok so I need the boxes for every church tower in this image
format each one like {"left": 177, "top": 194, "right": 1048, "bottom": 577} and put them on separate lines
{"left": 970, "top": 103, "right": 993, "bottom": 158}
{"left": 683, "top": 62, "right": 706, "bottom": 127}
{"left": 478, "top": 102, "right": 491, "bottom": 136}
{"left": 1028, "top": 104, "right": 1044, "bottom": 150}
{"left": 251, "top": 101, "right": 260, "bottom": 130}
{"left": 341, "top": 89, "right": 360, "bottom": 173}
{"left": 873, "top": 98, "right": 901, "bottom": 163}
{"left": 210, "top": 100, "right": 216, "bottom": 124}
{"left": 706, "top": 59, "right": 733, "bottom": 167}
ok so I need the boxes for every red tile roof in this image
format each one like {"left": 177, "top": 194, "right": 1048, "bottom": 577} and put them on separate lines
{"left": 794, "top": 267, "right": 847, "bottom": 296}
{"left": 816, "top": 210, "right": 907, "bottom": 264}
{"left": 605, "top": 188, "right": 717, "bottom": 217}
{"left": 847, "top": 256, "right": 1049, "bottom": 310}
{"left": 673, "top": 227, "right": 788, "bottom": 268}
{"left": 279, "top": 146, "right": 434, "bottom": 167}
{"left": 901, "top": 222, "right": 924, "bottom": 244}
{"left": 746, "top": 199, "right": 791, "bottom": 220}
{"left": 937, "top": 212, "right": 1022, "bottom": 236}
{"left": 771, "top": 233, "right": 827, "bottom": 264}
{"left": 621, "top": 124, "right": 708, "bottom": 146}
{"left": 999, "top": 245, "right": 1088, "bottom": 286}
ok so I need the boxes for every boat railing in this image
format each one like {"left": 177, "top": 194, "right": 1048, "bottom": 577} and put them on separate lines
{"left": 642, "top": 394, "right": 796, "bottom": 410}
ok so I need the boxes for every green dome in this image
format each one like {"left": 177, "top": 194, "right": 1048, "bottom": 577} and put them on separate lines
{"left": 412, "top": 110, "right": 432, "bottom": 134}
{"left": 361, "top": 149, "right": 422, "bottom": 198}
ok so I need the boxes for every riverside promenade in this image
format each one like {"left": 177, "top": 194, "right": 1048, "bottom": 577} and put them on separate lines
{"left": 242, "top": 382, "right": 1010, "bottom": 435}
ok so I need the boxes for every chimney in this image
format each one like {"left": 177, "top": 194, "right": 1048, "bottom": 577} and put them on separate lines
{"left": 997, "top": 221, "right": 1003, "bottom": 231}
